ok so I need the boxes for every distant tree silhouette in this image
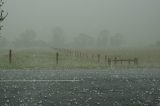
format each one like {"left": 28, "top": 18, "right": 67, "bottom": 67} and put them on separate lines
{"left": 52, "top": 26, "right": 65, "bottom": 48}
{"left": 97, "top": 29, "right": 110, "bottom": 48}
{"left": 110, "top": 33, "right": 124, "bottom": 47}
{"left": 73, "top": 33, "right": 94, "bottom": 48}
{"left": 12, "top": 29, "right": 37, "bottom": 48}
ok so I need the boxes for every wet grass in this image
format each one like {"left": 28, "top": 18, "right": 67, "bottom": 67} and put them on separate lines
{"left": 0, "top": 48, "right": 159, "bottom": 69}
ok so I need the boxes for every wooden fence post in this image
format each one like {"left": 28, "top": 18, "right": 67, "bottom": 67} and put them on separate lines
{"left": 80, "top": 52, "right": 82, "bottom": 57}
{"left": 108, "top": 58, "right": 111, "bottom": 66}
{"left": 97, "top": 54, "right": 100, "bottom": 63}
{"left": 86, "top": 54, "right": 88, "bottom": 59}
{"left": 105, "top": 56, "right": 107, "bottom": 63}
{"left": 56, "top": 52, "right": 59, "bottom": 65}
{"left": 134, "top": 58, "right": 138, "bottom": 65}
{"left": 114, "top": 57, "right": 117, "bottom": 64}
{"left": 120, "top": 60, "right": 123, "bottom": 64}
{"left": 128, "top": 59, "right": 130, "bottom": 64}
{"left": 9, "top": 49, "right": 12, "bottom": 64}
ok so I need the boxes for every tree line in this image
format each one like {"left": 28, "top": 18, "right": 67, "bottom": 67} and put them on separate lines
{"left": 0, "top": 26, "right": 160, "bottom": 49}
{"left": 2, "top": 27, "right": 124, "bottom": 49}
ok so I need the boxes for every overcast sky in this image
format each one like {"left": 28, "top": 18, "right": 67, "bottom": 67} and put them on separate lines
{"left": 2, "top": 0, "right": 160, "bottom": 46}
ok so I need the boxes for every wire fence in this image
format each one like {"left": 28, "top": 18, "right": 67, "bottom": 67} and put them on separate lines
{"left": 0, "top": 49, "right": 139, "bottom": 69}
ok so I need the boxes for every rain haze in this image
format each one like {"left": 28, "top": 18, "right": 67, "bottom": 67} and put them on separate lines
{"left": 1, "top": 1, "right": 160, "bottom": 106}
{"left": 2, "top": 0, "right": 160, "bottom": 48}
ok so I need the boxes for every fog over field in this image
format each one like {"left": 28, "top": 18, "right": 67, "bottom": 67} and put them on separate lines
{"left": 1, "top": 0, "right": 160, "bottom": 48}
{"left": 1, "top": 1, "right": 160, "bottom": 105}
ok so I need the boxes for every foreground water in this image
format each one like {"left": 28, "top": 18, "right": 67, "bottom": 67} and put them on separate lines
{"left": 0, "top": 68, "right": 160, "bottom": 106}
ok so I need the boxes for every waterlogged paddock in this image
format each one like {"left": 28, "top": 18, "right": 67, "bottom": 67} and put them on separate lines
{"left": 1, "top": 69, "right": 160, "bottom": 106}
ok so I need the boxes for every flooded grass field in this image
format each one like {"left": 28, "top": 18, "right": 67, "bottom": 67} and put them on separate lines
{"left": 1, "top": 69, "right": 160, "bottom": 106}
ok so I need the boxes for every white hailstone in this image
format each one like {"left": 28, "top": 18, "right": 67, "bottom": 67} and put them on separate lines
{"left": 96, "top": 102, "right": 100, "bottom": 105}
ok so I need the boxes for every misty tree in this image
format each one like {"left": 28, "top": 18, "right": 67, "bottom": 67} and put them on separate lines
{"left": 0, "top": 0, "right": 8, "bottom": 49}
{"left": 52, "top": 26, "right": 65, "bottom": 48}
{"left": 13, "top": 29, "right": 37, "bottom": 48}
{"left": 96, "top": 29, "right": 110, "bottom": 48}
{"left": 72, "top": 33, "right": 94, "bottom": 48}
{"left": 110, "top": 33, "right": 124, "bottom": 47}
{"left": 0, "top": 0, "right": 8, "bottom": 31}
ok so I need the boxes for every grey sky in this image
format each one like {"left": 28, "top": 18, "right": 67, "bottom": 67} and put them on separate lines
{"left": 2, "top": 0, "right": 160, "bottom": 46}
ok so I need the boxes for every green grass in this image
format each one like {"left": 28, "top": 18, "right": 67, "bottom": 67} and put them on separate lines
{"left": 0, "top": 48, "right": 159, "bottom": 69}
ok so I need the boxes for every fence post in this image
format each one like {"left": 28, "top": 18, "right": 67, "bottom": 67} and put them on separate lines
{"left": 86, "top": 54, "right": 88, "bottom": 59}
{"left": 108, "top": 58, "right": 111, "bottom": 66}
{"left": 114, "top": 57, "right": 117, "bottom": 64}
{"left": 56, "top": 52, "right": 59, "bottom": 65}
{"left": 134, "top": 58, "right": 138, "bottom": 65}
{"left": 80, "top": 52, "right": 82, "bottom": 57}
{"left": 97, "top": 54, "right": 100, "bottom": 63}
{"left": 105, "top": 56, "right": 107, "bottom": 63}
{"left": 9, "top": 49, "right": 12, "bottom": 64}
{"left": 121, "top": 60, "right": 123, "bottom": 64}
{"left": 128, "top": 59, "right": 131, "bottom": 64}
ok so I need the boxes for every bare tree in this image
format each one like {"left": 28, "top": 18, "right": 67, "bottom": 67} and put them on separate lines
{"left": 0, "top": 0, "right": 8, "bottom": 31}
